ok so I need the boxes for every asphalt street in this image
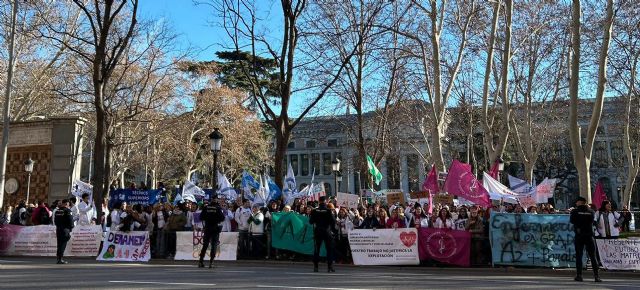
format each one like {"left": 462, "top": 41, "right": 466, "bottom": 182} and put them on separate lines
{"left": 0, "top": 257, "right": 638, "bottom": 289}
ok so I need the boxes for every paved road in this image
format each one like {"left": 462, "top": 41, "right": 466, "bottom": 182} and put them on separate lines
{"left": 0, "top": 257, "right": 638, "bottom": 289}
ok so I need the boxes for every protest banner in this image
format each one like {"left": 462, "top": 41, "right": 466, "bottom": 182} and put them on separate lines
{"left": 489, "top": 213, "right": 579, "bottom": 268}
{"left": 518, "top": 195, "right": 537, "bottom": 210}
{"left": 410, "top": 191, "right": 429, "bottom": 199}
{"left": 109, "top": 189, "right": 161, "bottom": 208}
{"left": 385, "top": 191, "right": 405, "bottom": 205}
{"left": 0, "top": 225, "right": 101, "bottom": 256}
{"left": 174, "top": 231, "right": 238, "bottom": 261}
{"left": 433, "top": 194, "right": 454, "bottom": 205}
{"left": 337, "top": 192, "right": 359, "bottom": 209}
{"left": 271, "top": 212, "right": 325, "bottom": 256}
{"left": 349, "top": 229, "right": 420, "bottom": 266}
{"left": 97, "top": 231, "right": 151, "bottom": 262}
{"left": 596, "top": 239, "right": 640, "bottom": 270}
{"left": 418, "top": 228, "right": 470, "bottom": 267}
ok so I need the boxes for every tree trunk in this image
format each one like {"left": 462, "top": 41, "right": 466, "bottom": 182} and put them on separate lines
{"left": 431, "top": 125, "right": 445, "bottom": 172}
{"left": 623, "top": 168, "right": 638, "bottom": 207}
{"left": 568, "top": 0, "right": 614, "bottom": 202}
{"left": 92, "top": 103, "right": 107, "bottom": 222}
{"left": 272, "top": 118, "right": 291, "bottom": 190}
{"left": 0, "top": 0, "right": 18, "bottom": 208}
{"left": 523, "top": 161, "right": 535, "bottom": 184}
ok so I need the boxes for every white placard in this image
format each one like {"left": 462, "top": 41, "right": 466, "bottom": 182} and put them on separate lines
{"left": 596, "top": 239, "right": 640, "bottom": 270}
{"left": 348, "top": 229, "right": 420, "bottom": 265}
{"left": 337, "top": 192, "right": 359, "bottom": 209}
{"left": 174, "top": 231, "right": 238, "bottom": 261}
{"left": 96, "top": 231, "right": 151, "bottom": 262}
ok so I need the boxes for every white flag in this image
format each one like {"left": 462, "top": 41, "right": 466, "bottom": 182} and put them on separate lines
{"left": 483, "top": 172, "right": 520, "bottom": 203}
{"left": 217, "top": 171, "right": 238, "bottom": 200}
{"left": 535, "top": 178, "right": 557, "bottom": 203}
{"left": 183, "top": 180, "right": 205, "bottom": 197}
{"left": 72, "top": 180, "right": 93, "bottom": 203}
{"left": 508, "top": 175, "right": 537, "bottom": 196}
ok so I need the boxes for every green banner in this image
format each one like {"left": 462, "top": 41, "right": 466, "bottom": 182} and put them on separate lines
{"left": 271, "top": 212, "right": 326, "bottom": 256}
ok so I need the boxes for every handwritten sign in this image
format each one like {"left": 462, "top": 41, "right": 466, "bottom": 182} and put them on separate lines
{"left": 433, "top": 194, "right": 454, "bottom": 205}
{"left": 489, "top": 213, "right": 580, "bottom": 268}
{"left": 337, "top": 192, "right": 359, "bottom": 209}
{"left": 410, "top": 191, "right": 429, "bottom": 199}
{"left": 386, "top": 191, "right": 405, "bottom": 205}
{"left": 596, "top": 239, "right": 640, "bottom": 270}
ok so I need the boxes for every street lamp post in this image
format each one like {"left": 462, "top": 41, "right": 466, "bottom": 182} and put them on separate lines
{"left": 336, "top": 172, "right": 343, "bottom": 193}
{"left": 332, "top": 159, "right": 341, "bottom": 198}
{"left": 209, "top": 128, "right": 223, "bottom": 192}
{"left": 24, "top": 158, "right": 34, "bottom": 203}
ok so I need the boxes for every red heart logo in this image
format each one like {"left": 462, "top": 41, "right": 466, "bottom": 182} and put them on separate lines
{"left": 399, "top": 231, "right": 417, "bottom": 248}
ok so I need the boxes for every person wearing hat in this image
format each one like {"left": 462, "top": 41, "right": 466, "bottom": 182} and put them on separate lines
{"left": 309, "top": 196, "right": 337, "bottom": 272}
{"left": 570, "top": 196, "right": 601, "bottom": 282}
{"left": 198, "top": 195, "right": 225, "bottom": 268}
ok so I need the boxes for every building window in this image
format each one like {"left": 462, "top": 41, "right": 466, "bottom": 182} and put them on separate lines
{"left": 328, "top": 139, "right": 338, "bottom": 147}
{"left": 324, "top": 183, "right": 332, "bottom": 196}
{"left": 301, "top": 154, "right": 309, "bottom": 176}
{"left": 306, "top": 140, "right": 316, "bottom": 148}
{"left": 311, "top": 153, "right": 320, "bottom": 175}
{"left": 290, "top": 154, "right": 299, "bottom": 175}
{"left": 323, "top": 153, "right": 332, "bottom": 175}
{"left": 287, "top": 141, "right": 295, "bottom": 149}
{"left": 610, "top": 140, "right": 623, "bottom": 167}
{"left": 387, "top": 154, "right": 400, "bottom": 189}
{"left": 593, "top": 141, "right": 608, "bottom": 167}
{"left": 407, "top": 154, "right": 420, "bottom": 192}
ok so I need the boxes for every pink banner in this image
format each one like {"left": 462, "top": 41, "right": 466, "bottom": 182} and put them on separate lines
{"left": 418, "top": 228, "right": 471, "bottom": 267}
{"left": 444, "top": 160, "right": 491, "bottom": 207}
{"left": 0, "top": 224, "right": 101, "bottom": 256}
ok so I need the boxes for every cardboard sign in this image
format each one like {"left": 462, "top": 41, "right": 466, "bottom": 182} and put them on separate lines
{"left": 337, "top": 192, "right": 360, "bottom": 209}
{"left": 433, "top": 194, "right": 454, "bottom": 205}
{"left": 410, "top": 191, "right": 429, "bottom": 199}
{"left": 386, "top": 191, "right": 406, "bottom": 205}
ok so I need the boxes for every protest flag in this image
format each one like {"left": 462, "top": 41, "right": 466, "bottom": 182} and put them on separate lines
{"left": 593, "top": 181, "right": 608, "bottom": 207}
{"left": 366, "top": 155, "right": 383, "bottom": 186}
{"left": 443, "top": 160, "right": 491, "bottom": 207}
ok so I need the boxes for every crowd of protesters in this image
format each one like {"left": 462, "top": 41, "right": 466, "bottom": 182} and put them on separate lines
{"left": 0, "top": 183, "right": 635, "bottom": 266}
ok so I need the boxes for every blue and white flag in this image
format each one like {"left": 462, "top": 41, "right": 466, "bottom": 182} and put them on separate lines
{"left": 173, "top": 193, "right": 184, "bottom": 206}
{"left": 508, "top": 175, "right": 537, "bottom": 195}
{"left": 284, "top": 162, "right": 296, "bottom": 195}
{"left": 267, "top": 176, "right": 283, "bottom": 201}
{"left": 242, "top": 170, "right": 261, "bottom": 189}
{"left": 217, "top": 171, "right": 238, "bottom": 200}
{"left": 483, "top": 172, "right": 520, "bottom": 203}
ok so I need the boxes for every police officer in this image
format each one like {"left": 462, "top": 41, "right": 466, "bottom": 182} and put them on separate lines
{"left": 54, "top": 199, "right": 74, "bottom": 264}
{"left": 198, "top": 195, "right": 225, "bottom": 268}
{"left": 570, "top": 196, "right": 601, "bottom": 282}
{"left": 309, "top": 196, "right": 336, "bottom": 273}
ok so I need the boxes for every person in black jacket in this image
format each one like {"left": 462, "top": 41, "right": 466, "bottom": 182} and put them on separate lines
{"left": 570, "top": 196, "right": 601, "bottom": 282}
{"left": 309, "top": 196, "right": 336, "bottom": 273}
{"left": 54, "top": 199, "right": 74, "bottom": 264}
{"left": 198, "top": 196, "right": 225, "bottom": 268}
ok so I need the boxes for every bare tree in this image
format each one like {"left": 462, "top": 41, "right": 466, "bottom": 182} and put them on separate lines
{"left": 568, "top": 0, "right": 615, "bottom": 202}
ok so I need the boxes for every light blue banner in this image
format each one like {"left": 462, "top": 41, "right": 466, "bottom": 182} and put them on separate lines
{"left": 490, "top": 213, "right": 581, "bottom": 268}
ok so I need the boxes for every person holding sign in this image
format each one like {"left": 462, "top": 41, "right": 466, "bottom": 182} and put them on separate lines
{"left": 309, "top": 196, "right": 337, "bottom": 273}
{"left": 198, "top": 196, "right": 225, "bottom": 268}
{"left": 570, "top": 197, "right": 601, "bottom": 283}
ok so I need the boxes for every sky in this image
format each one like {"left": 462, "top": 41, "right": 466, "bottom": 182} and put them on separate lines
{"left": 139, "top": 0, "right": 227, "bottom": 61}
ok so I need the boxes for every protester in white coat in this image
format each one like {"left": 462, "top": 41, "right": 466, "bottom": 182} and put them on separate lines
{"left": 77, "top": 193, "right": 95, "bottom": 225}
{"left": 249, "top": 204, "right": 265, "bottom": 258}
{"left": 595, "top": 200, "right": 622, "bottom": 239}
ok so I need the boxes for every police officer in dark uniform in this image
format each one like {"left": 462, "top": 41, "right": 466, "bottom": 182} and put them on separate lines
{"left": 570, "top": 196, "right": 601, "bottom": 282}
{"left": 54, "top": 199, "right": 74, "bottom": 264}
{"left": 198, "top": 195, "right": 225, "bottom": 268}
{"left": 309, "top": 196, "right": 336, "bottom": 273}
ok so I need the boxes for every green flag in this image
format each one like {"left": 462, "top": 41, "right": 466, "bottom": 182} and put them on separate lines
{"left": 366, "top": 155, "right": 383, "bottom": 185}
{"left": 271, "top": 212, "right": 326, "bottom": 256}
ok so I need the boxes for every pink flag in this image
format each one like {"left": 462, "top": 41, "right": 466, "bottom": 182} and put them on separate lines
{"left": 423, "top": 165, "right": 440, "bottom": 194}
{"left": 444, "top": 160, "right": 491, "bottom": 207}
{"left": 418, "top": 228, "right": 471, "bottom": 267}
{"left": 488, "top": 160, "right": 500, "bottom": 180}
{"left": 592, "top": 181, "right": 608, "bottom": 208}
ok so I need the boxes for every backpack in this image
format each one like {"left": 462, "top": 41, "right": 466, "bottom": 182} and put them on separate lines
{"left": 39, "top": 209, "right": 52, "bottom": 225}
{"left": 9, "top": 211, "right": 20, "bottom": 225}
